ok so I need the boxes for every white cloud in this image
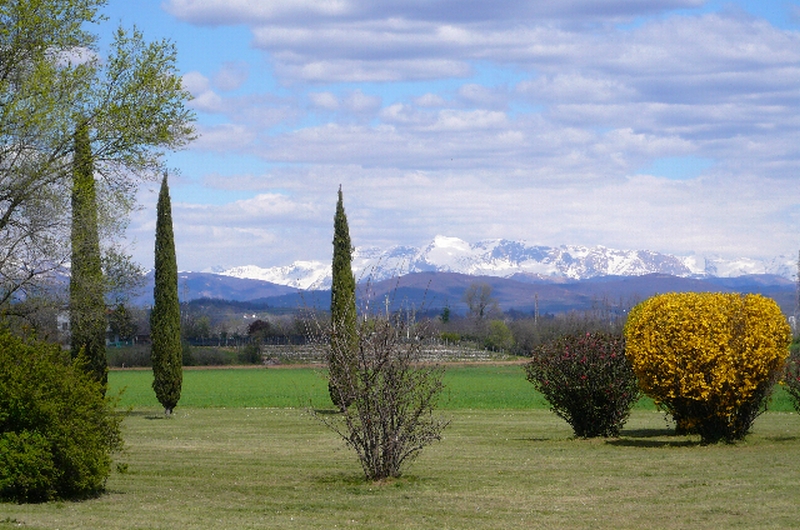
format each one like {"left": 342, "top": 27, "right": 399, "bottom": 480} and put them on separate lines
{"left": 182, "top": 71, "right": 224, "bottom": 112}
{"left": 213, "top": 61, "right": 250, "bottom": 91}
{"left": 309, "top": 91, "right": 339, "bottom": 110}
{"left": 343, "top": 90, "right": 381, "bottom": 114}
{"left": 191, "top": 123, "right": 257, "bottom": 152}
{"left": 130, "top": 1, "right": 800, "bottom": 272}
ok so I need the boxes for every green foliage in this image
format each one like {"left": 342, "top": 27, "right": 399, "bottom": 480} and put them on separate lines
{"left": 106, "top": 343, "right": 152, "bottom": 368}
{"left": 484, "top": 319, "right": 514, "bottom": 352}
{"left": 0, "top": 0, "right": 194, "bottom": 306}
{"left": 184, "top": 347, "right": 237, "bottom": 367}
{"left": 525, "top": 332, "right": 638, "bottom": 437}
{"left": 108, "top": 303, "right": 138, "bottom": 342}
{"left": 150, "top": 174, "right": 182, "bottom": 415}
{"left": 320, "top": 318, "right": 449, "bottom": 481}
{"left": 0, "top": 431, "right": 57, "bottom": 503}
{"left": 329, "top": 186, "right": 358, "bottom": 410}
{"left": 625, "top": 292, "right": 791, "bottom": 443}
{"left": 440, "top": 331, "right": 461, "bottom": 343}
{"left": 70, "top": 119, "right": 108, "bottom": 388}
{"left": 0, "top": 328, "right": 122, "bottom": 502}
{"left": 238, "top": 343, "right": 263, "bottom": 364}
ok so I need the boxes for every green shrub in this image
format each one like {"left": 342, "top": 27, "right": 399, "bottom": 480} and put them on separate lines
{"left": 0, "top": 329, "right": 123, "bottom": 502}
{"left": 625, "top": 292, "right": 791, "bottom": 443}
{"left": 238, "top": 343, "right": 263, "bottom": 364}
{"left": 524, "top": 332, "right": 638, "bottom": 437}
{"left": 0, "top": 432, "right": 57, "bottom": 503}
{"left": 484, "top": 320, "right": 514, "bottom": 352}
{"left": 440, "top": 331, "right": 461, "bottom": 344}
{"left": 184, "top": 347, "right": 237, "bottom": 366}
{"left": 106, "top": 344, "right": 152, "bottom": 368}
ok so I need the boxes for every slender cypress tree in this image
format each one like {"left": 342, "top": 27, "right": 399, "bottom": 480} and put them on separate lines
{"left": 329, "top": 185, "right": 358, "bottom": 410}
{"left": 151, "top": 173, "right": 182, "bottom": 415}
{"left": 70, "top": 119, "right": 108, "bottom": 390}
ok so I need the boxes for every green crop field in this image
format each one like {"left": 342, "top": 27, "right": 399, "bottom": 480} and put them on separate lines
{"left": 107, "top": 363, "right": 796, "bottom": 412}
{"left": 3, "top": 364, "right": 800, "bottom": 529}
{"left": 108, "top": 363, "right": 555, "bottom": 410}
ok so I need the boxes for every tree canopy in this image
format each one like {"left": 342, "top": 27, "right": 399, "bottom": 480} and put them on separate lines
{"left": 0, "top": 0, "right": 194, "bottom": 305}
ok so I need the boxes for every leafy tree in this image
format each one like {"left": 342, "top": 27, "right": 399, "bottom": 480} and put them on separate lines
{"left": 329, "top": 186, "right": 358, "bottom": 410}
{"left": 484, "top": 319, "right": 514, "bottom": 352}
{"left": 150, "top": 174, "right": 182, "bottom": 415}
{"left": 0, "top": 1, "right": 194, "bottom": 306}
{"left": 319, "top": 317, "right": 449, "bottom": 481}
{"left": 69, "top": 119, "right": 107, "bottom": 388}
{"left": 625, "top": 292, "right": 791, "bottom": 443}
{"left": 108, "top": 302, "right": 137, "bottom": 342}
{"left": 0, "top": 328, "right": 122, "bottom": 502}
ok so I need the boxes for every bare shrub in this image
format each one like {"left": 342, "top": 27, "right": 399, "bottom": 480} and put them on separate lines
{"left": 317, "top": 317, "right": 449, "bottom": 481}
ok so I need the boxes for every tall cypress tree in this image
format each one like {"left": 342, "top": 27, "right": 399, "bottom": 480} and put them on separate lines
{"left": 329, "top": 185, "right": 358, "bottom": 410}
{"left": 151, "top": 173, "right": 182, "bottom": 415}
{"left": 70, "top": 119, "right": 108, "bottom": 390}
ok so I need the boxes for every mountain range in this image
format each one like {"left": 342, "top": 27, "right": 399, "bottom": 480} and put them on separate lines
{"left": 217, "top": 236, "right": 796, "bottom": 289}
{"left": 131, "top": 237, "right": 798, "bottom": 316}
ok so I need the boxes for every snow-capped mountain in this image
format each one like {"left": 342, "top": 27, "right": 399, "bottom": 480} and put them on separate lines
{"left": 216, "top": 236, "right": 796, "bottom": 290}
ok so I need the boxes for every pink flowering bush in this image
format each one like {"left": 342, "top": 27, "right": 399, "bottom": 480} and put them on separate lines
{"left": 524, "top": 332, "right": 639, "bottom": 437}
{"left": 783, "top": 338, "right": 800, "bottom": 413}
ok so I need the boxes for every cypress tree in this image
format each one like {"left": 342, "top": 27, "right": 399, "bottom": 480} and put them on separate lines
{"left": 329, "top": 185, "right": 358, "bottom": 410}
{"left": 70, "top": 119, "right": 108, "bottom": 390}
{"left": 151, "top": 173, "right": 182, "bottom": 415}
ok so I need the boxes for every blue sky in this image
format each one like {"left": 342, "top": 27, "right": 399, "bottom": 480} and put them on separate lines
{"left": 100, "top": 0, "right": 800, "bottom": 272}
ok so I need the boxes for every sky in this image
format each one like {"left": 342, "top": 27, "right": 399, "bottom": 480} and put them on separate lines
{"left": 99, "top": 0, "right": 800, "bottom": 272}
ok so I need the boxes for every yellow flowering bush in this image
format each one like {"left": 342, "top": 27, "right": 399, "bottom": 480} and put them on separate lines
{"left": 624, "top": 292, "right": 790, "bottom": 443}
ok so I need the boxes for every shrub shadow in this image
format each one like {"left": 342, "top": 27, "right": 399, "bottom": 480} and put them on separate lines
{"left": 765, "top": 435, "right": 800, "bottom": 443}
{"left": 312, "top": 408, "right": 342, "bottom": 416}
{"left": 315, "top": 472, "right": 424, "bottom": 492}
{"left": 608, "top": 428, "right": 701, "bottom": 448}
{"left": 620, "top": 428, "right": 676, "bottom": 438}
{"left": 608, "top": 438, "right": 700, "bottom": 448}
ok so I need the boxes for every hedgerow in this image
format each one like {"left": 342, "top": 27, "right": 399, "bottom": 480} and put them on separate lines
{"left": 0, "top": 329, "right": 123, "bottom": 502}
{"left": 524, "top": 332, "right": 639, "bottom": 438}
{"left": 624, "top": 292, "right": 790, "bottom": 443}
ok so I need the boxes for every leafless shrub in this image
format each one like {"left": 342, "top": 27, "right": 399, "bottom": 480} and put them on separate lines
{"left": 316, "top": 317, "right": 449, "bottom": 481}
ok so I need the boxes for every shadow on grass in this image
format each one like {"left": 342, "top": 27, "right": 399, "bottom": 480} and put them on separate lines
{"left": 516, "top": 437, "right": 574, "bottom": 443}
{"left": 765, "top": 435, "right": 800, "bottom": 443}
{"left": 312, "top": 408, "right": 342, "bottom": 416}
{"left": 114, "top": 410, "right": 169, "bottom": 420}
{"left": 608, "top": 428, "right": 701, "bottom": 448}
{"left": 315, "top": 472, "right": 423, "bottom": 492}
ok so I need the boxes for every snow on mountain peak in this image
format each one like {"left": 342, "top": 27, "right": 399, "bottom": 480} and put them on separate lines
{"left": 217, "top": 236, "right": 795, "bottom": 289}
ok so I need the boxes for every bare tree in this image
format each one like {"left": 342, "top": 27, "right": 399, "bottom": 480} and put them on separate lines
{"left": 463, "top": 281, "right": 499, "bottom": 325}
{"left": 317, "top": 317, "right": 449, "bottom": 481}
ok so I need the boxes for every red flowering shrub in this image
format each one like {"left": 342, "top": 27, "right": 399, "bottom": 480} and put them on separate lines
{"left": 783, "top": 338, "right": 800, "bottom": 413}
{"left": 524, "top": 332, "right": 639, "bottom": 438}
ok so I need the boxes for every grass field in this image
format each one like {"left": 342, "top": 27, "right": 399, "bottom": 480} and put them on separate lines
{"left": 107, "top": 363, "right": 796, "bottom": 412}
{"left": 3, "top": 364, "right": 800, "bottom": 529}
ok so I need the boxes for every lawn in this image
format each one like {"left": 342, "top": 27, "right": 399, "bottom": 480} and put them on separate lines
{"left": 3, "top": 365, "right": 800, "bottom": 529}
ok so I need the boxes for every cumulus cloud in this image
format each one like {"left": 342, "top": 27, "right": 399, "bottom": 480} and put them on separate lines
{"left": 132, "top": 1, "right": 800, "bottom": 271}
